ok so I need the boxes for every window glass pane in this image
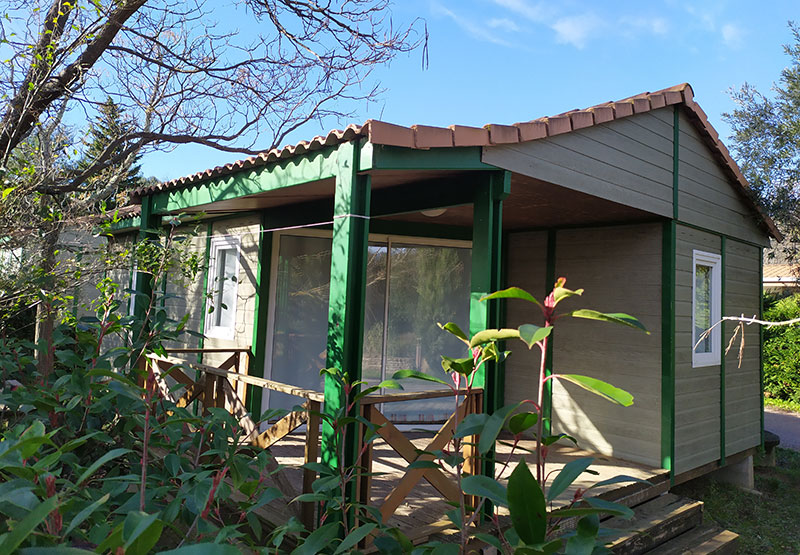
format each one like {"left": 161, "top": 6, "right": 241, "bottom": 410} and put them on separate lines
{"left": 214, "top": 248, "right": 238, "bottom": 329}
{"left": 384, "top": 244, "right": 471, "bottom": 423}
{"left": 270, "top": 236, "right": 331, "bottom": 411}
{"left": 362, "top": 245, "right": 387, "bottom": 386}
{"left": 694, "top": 264, "right": 712, "bottom": 353}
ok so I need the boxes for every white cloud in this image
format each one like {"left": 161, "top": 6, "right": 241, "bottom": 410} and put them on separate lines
{"left": 431, "top": 3, "right": 513, "bottom": 47}
{"left": 488, "top": 17, "right": 521, "bottom": 33}
{"left": 620, "top": 16, "right": 669, "bottom": 36}
{"left": 490, "top": 0, "right": 553, "bottom": 23}
{"left": 551, "top": 13, "right": 605, "bottom": 49}
{"left": 721, "top": 23, "right": 744, "bottom": 48}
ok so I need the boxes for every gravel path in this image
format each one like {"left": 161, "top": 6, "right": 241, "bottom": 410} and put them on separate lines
{"left": 764, "top": 407, "right": 800, "bottom": 451}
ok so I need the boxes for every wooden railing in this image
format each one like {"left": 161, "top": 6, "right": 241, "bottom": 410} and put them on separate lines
{"left": 145, "top": 351, "right": 482, "bottom": 533}
{"left": 357, "top": 388, "right": 483, "bottom": 524}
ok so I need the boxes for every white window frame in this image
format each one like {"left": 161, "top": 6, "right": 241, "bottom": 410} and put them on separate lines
{"left": 692, "top": 249, "right": 722, "bottom": 368}
{"left": 204, "top": 235, "right": 241, "bottom": 340}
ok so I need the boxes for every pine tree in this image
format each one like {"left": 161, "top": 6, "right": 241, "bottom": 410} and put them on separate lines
{"left": 78, "top": 98, "right": 144, "bottom": 210}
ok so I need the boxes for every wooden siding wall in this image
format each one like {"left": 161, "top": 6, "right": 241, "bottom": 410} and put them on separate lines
{"left": 203, "top": 215, "right": 261, "bottom": 366}
{"left": 674, "top": 225, "right": 721, "bottom": 474}
{"left": 482, "top": 110, "right": 675, "bottom": 218}
{"left": 504, "top": 231, "right": 547, "bottom": 407}
{"left": 677, "top": 111, "right": 768, "bottom": 246}
{"left": 723, "top": 240, "right": 761, "bottom": 457}
{"left": 551, "top": 224, "right": 663, "bottom": 467}
{"left": 162, "top": 226, "right": 207, "bottom": 351}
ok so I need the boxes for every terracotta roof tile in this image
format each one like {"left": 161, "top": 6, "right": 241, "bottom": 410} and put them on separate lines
{"left": 413, "top": 124, "right": 454, "bottom": 148}
{"left": 589, "top": 106, "right": 615, "bottom": 124}
{"left": 450, "top": 125, "right": 490, "bottom": 146}
{"left": 545, "top": 116, "right": 572, "bottom": 136}
{"left": 366, "top": 120, "right": 412, "bottom": 148}
{"left": 570, "top": 111, "right": 594, "bottom": 130}
{"left": 486, "top": 124, "right": 520, "bottom": 144}
{"left": 516, "top": 120, "right": 548, "bottom": 141}
{"left": 129, "top": 82, "right": 781, "bottom": 240}
{"left": 613, "top": 101, "right": 634, "bottom": 118}
{"left": 633, "top": 97, "right": 652, "bottom": 113}
{"left": 649, "top": 93, "right": 667, "bottom": 110}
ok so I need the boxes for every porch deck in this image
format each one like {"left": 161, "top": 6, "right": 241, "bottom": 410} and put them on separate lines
{"left": 145, "top": 349, "right": 668, "bottom": 543}
{"left": 266, "top": 432, "right": 668, "bottom": 539}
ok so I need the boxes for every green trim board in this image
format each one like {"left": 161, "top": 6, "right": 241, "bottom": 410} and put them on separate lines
{"left": 543, "top": 229, "right": 557, "bottom": 437}
{"left": 246, "top": 215, "right": 272, "bottom": 418}
{"left": 107, "top": 216, "right": 141, "bottom": 233}
{"left": 661, "top": 219, "right": 676, "bottom": 481}
{"left": 673, "top": 220, "right": 768, "bottom": 250}
{"left": 323, "top": 141, "right": 371, "bottom": 479}
{"left": 150, "top": 146, "right": 340, "bottom": 215}
{"left": 673, "top": 105, "right": 680, "bottom": 221}
{"left": 720, "top": 235, "right": 726, "bottom": 465}
{"left": 368, "top": 220, "right": 472, "bottom": 241}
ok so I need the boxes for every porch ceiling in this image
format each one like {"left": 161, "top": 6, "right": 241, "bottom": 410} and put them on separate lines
{"left": 160, "top": 169, "right": 658, "bottom": 230}
{"left": 375, "top": 173, "right": 659, "bottom": 230}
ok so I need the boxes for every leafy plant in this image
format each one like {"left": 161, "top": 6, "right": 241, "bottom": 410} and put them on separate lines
{"left": 763, "top": 293, "right": 800, "bottom": 403}
{"left": 396, "top": 279, "right": 649, "bottom": 554}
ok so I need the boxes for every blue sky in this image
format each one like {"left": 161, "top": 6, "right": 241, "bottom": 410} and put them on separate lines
{"left": 142, "top": 0, "right": 799, "bottom": 181}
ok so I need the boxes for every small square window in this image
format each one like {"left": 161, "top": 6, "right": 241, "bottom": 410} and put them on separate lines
{"left": 692, "top": 250, "right": 721, "bottom": 367}
{"left": 205, "top": 236, "right": 240, "bottom": 339}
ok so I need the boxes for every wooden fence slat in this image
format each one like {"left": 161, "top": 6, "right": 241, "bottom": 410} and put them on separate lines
{"left": 369, "top": 409, "right": 461, "bottom": 503}
{"left": 378, "top": 398, "right": 471, "bottom": 522}
{"left": 254, "top": 409, "right": 308, "bottom": 449}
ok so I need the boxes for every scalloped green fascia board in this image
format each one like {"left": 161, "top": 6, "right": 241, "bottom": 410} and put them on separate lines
{"left": 150, "top": 145, "right": 341, "bottom": 214}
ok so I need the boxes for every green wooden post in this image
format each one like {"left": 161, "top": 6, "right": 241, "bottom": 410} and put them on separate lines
{"left": 133, "top": 195, "right": 158, "bottom": 327}
{"left": 322, "top": 141, "right": 371, "bottom": 480}
{"left": 469, "top": 170, "right": 509, "bottom": 506}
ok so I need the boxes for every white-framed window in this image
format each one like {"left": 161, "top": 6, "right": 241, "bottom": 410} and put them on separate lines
{"left": 205, "top": 236, "right": 241, "bottom": 340}
{"left": 692, "top": 249, "right": 722, "bottom": 367}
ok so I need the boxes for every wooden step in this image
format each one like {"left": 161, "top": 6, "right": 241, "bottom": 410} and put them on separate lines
{"left": 646, "top": 525, "right": 739, "bottom": 555}
{"left": 605, "top": 494, "right": 704, "bottom": 554}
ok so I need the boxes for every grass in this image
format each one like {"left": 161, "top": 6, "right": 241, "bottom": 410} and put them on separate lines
{"left": 673, "top": 448, "right": 800, "bottom": 554}
{"left": 765, "top": 397, "right": 800, "bottom": 414}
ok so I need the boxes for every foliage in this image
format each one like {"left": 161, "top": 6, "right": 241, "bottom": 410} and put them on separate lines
{"left": 764, "top": 397, "right": 800, "bottom": 414}
{"left": 763, "top": 293, "right": 800, "bottom": 403}
{"left": 724, "top": 21, "right": 800, "bottom": 250}
{"left": 396, "top": 279, "right": 649, "bottom": 554}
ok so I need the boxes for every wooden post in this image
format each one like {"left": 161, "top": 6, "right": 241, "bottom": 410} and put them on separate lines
{"left": 358, "top": 404, "right": 375, "bottom": 509}
{"left": 322, "top": 141, "right": 370, "bottom": 512}
{"left": 302, "top": 400, "right": 322, "bottom": 529}
{"left": 203, "top": 374, "right": 216, "bottom": 415}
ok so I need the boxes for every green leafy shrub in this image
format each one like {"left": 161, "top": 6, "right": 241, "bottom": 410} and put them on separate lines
{"left": 763, "top": 293, "right": 800, "bottom": 403}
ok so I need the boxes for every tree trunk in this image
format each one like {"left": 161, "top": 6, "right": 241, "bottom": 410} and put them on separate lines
{"left": 34, "top": 214, "right": 61, "bottom": 380}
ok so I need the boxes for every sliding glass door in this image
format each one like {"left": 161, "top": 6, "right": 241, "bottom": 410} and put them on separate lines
{"left": 265, "top": 233, "right": 471, "bottom": 422}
